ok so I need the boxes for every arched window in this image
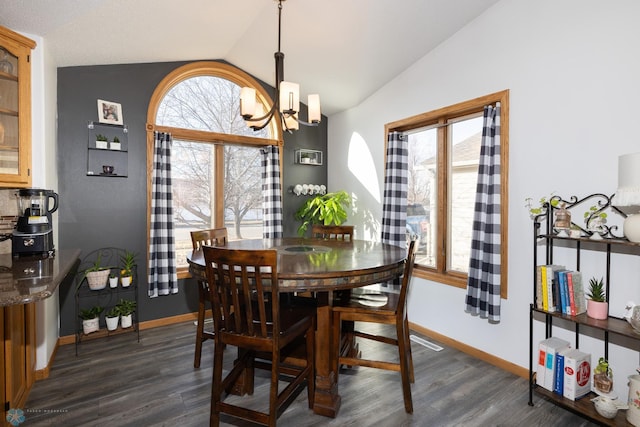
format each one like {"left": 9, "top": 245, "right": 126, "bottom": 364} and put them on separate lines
{"left": 146, "top": 61, "right": 282, "bottom": 277}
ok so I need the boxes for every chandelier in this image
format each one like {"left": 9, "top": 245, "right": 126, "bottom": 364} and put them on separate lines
{"left": 240, "top": 0, "right": 321, "bottom": 132}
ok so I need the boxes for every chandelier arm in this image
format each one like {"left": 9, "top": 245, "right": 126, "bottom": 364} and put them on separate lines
{"left": 285, "top": 113, "right": 319, "bottom": 127}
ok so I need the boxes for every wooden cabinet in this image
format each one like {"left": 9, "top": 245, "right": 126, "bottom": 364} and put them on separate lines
{"left": 2, "top": 303, "right": 35, "bottom": 423}
{"left": 0, "top": 26, "right": 35, "bottom": 188}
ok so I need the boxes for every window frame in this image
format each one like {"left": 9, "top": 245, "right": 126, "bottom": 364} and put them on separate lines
{"left": 146, "top": 61, "right": 284, "bottom": 279}
{"left": 384, "top": 90, "right": 509, "bottom": 298}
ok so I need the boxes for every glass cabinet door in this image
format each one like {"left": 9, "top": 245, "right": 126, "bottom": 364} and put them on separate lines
{"left": 0, "top": 46, "right": 19, "bottom": 177}
{"left": 0, "top": 26, "right": 35, "bottom": 187}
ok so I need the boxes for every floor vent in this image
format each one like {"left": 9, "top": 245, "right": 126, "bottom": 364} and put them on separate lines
{"left": 410, "top": 334, "right": 443, "bottom": 352}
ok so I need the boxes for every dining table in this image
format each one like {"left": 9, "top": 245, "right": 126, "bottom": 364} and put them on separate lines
{"left": 186, "top": 236, "right": 407, "bottom": 418}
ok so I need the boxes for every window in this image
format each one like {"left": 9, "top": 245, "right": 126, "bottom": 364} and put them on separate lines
{"left": 386, "top": 90, "right": 509, "bottom": 297}
{"left": 146, "top": 62, "right": 282, "bottom": 278}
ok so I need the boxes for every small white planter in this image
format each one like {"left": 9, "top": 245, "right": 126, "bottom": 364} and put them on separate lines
{"left": 121, "top": 314, "right": 133, "bottom": 329}
{"left": 105, "top": 315, "right": 119, "bottom": 331}
{"left": 82, "top": 318, "right": 99, "bottom": 335}
{"left": 96, "top": 140, "right": 108, "bottom": 149}
{"left": 109, "top": 142, "right": 121, "bottom": 150}
{"left": 121, "top": 276, "right": 132, "bottom": 287}
{"left": 109, "top": 276, "right": 118, "bottom": 288}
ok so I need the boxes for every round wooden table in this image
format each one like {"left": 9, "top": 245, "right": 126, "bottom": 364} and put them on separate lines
{"left": 187, "top": 237, "right": 407, "bottom": 418}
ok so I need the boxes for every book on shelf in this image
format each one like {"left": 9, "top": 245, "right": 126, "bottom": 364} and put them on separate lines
{"left": 563, "top": 349, "right": 591, "bottom": 400}
{"left": 570, "top": 271, "right": 586, "bottom": 315}
{"left": 537, "top": 337, "right": 570, "bottom": 391}
{"left": 554, "top": 347, "right": 573, "bottom": 395}
{"left": 536, "top": 265, "right": 544, "bottom": 310}
{"left": 540, "top": 266, "right": 549, "bottom": 311}
{"left": 566, "top": 271, "right": 577, "bottom": 316}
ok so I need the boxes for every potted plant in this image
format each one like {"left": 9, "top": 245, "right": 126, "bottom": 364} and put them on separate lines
{"left": 110, "top": 135, "right": 121, "bottom": 150}
{"left": 116, "top": 298, "right": 136, "bottom": 328}
{"left": 584, "top": 205, "right": 607, "bottom": 239}
{"left": 105, "top": 306, "right": 120, "bottom": 331}
{"left": 593, "top": 357, "right": 613, "bottom": 394}
{"left": 108, "top": 273, "right": 118, "bottom": 288}
{"left": 119, "top": 250, "right": 137, "bottom": 287}
{"left": 83, "top": 254, "right": 111, "bottom": 290}
{"left": 79, "top": 305, "right": 103, "bottom": 334}
{"left": 95, "top": 134, "right": 108, "bottom": 149}
{"left": 524, "top": 194, "right": 559, "bottom": 221}
{"left": 586, "top": 276, "right": 608, "bottom": 320}
{"left": 294, "top": 190, "right": 351, "bottom": 236}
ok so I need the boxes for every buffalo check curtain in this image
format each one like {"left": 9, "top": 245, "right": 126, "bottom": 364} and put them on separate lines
{"left": 148, "top": 131, "right": 178, "bottom": 297}
{"left": 381, "top": 131, "right": 408, "bottom": 248}
{"left": 261, "top": 145, "right": 283, "bottom": 238}
{"left": 465, "top": 102, "right": 501, "bottom": 323}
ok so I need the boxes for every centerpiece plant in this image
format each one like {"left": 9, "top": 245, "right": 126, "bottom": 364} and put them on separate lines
{"left": 294, "top": 190, "right": 351, "bottom": 237}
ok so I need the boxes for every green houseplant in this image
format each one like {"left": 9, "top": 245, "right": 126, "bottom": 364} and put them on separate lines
{"left": 95, "top": 134, "right": 108, "bottom": 149}
{"left": 116, "top": 299, "right": 136, "bottom": 328}
{"left": 119, "top": 250, "right": 137, "bottom": 287}
{"left": 105, "top": 306, "right": 120, "bottom": 331}
{"left": 79, "top": 305, "right": 103, "bottom": 334}
{"left": 110, "top": 135, "right": 121, "bottom": 150}
{"left": 294, "top": 190, "right": 351, "bottom": 237}
{"left": 593, "top": 357, "right": 613, "bottom": 394}
{"left": 586, "top": 276, "right": 608, "bottom": 320}
{"left": 83, "top": 254, "right": 111, "bottom": 290}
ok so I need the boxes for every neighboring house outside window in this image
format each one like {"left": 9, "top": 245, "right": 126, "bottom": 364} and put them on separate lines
{"left": 385, "top": 90, "right": 509, "bottom": 297}
{"left": 146, "top": 62, "right": 282, "bottom": 278}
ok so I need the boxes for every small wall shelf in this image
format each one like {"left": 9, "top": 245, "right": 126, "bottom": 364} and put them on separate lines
{"left": 295, "top": 149, "right": 323, "bottom": 166}
{"left": 87, "top": 121, "right": 128, "bottom": 177}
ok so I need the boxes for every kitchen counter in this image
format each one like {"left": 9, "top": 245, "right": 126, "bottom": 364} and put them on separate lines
{"left": 0, "top": 249, "right": 80, "bottom": 306}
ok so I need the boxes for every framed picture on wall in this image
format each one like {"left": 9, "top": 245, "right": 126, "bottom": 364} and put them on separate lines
{"left": 97, "top": 99, "right": 123, "bottom": 125}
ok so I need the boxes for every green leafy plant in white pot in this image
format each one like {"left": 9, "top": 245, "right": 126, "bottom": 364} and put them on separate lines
{"left": 79, "top": 305, "right": 103, "bottom": 334}
{"left": 586, "top": 277, "right": 608, "bottom": 320}
{"left": 105, "top": 306, "right": 120, "bottom": 331}
{"left": 119, "top": 250, "right": 137, "bottom": 287}
{"left": 116, "top": 298, "right": 136, "bottom": 329}
{"left": 294, "top": 190, "right": 351, "bottom": 237}
{"left": 83, "top": 254, "right": 111, "bottom": 290}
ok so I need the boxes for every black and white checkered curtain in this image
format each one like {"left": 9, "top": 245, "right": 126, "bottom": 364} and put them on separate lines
{"left": 261, "top": 145, "right": 283, "bottom": 238}
{"left": 381, "top": 131, "right": 408, "bottom": 248}
{"left": 148, "top": 131, "right": 178, "bottom": 297}
{"left": 465, "top": 102, "right": 501, "bottom": 323}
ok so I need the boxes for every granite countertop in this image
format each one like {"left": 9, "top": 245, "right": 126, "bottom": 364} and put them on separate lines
{"left": 0, "top": 249, "right": 81, "bottom": 306}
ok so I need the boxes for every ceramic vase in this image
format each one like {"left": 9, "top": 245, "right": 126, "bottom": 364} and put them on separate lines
{"left": 121, "top": 314, "right": 133, "bottom": 328}
{"left": 105, "top": 315, "right": 119, "bottom": 331}
{"left": 629, "top": 375, "right": 640, "bottom": 426}
{"left": 82, "top": 318, "right": 99, "bottom": 335}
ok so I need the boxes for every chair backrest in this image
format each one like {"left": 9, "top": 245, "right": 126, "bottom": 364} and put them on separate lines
{"left": 311, "top": 224, "right": 354, "bottom": 241}
{"left": 190, "top": 228, "right": 228, "bottom": 250}
{"left": 397, "top": 240, "right": 417, "bottom": 316}
{"left": 203, "top": 246, "right": 279, "bottom": 341}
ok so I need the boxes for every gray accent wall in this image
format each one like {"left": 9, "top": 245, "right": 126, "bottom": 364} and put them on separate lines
{"left": 57, "top": 60, "right": 327, "bottom": 336}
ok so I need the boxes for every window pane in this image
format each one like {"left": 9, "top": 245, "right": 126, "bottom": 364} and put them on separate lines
{"left": 172, "top": 140, "right": 215, "bottom": 268}
{"left": 223, "top": 145, "right": 263, "bottom": 241}
{"left": 407, "top": 127, "right": 437, "bottom": 267}
{"left": 447, "top": 116, "right": 483, "bottom": 273}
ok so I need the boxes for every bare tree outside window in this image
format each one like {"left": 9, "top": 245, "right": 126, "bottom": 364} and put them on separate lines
{"left": 156, "top": 75, "right": 269, "bottom": 267}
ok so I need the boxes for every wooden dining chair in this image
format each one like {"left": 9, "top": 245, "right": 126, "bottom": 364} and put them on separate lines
{"left": 311, "top": 224, "right": 354, "bottom": 241}
{"left": 190, "top": 228, "right": 228, "bottom": 368}
{"left": 331, "top": 239, "right": 417, "bottom": 413}
{"left": 203, "top": 246, "right": 316, "bottom": 427}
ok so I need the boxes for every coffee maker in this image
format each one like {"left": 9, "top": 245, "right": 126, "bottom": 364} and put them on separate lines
{"left": 12, "top": 189, "right": 59, "bottom": 257}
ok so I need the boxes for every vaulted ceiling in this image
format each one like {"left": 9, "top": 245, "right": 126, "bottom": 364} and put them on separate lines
{"left": 0, "top": 0, "right": 500, "bottom": 116}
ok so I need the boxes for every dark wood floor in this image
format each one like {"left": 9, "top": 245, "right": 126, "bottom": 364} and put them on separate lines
{"left": 23, "top": 321, "right": 597, "bottom": 426}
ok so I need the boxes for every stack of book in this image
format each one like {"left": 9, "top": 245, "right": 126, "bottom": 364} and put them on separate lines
{"left": 535, "top": 265, "right": 587, "bottom": 316}
{"left": 536, "top": 337, "right": 591, "bottom": 400}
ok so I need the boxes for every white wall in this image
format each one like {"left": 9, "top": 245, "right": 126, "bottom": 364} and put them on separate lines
{"left": 22, "top": 30, "right": 60, "bottom": 371}
{"left": 328, "top": 0, "right": 640, "bottom": 398}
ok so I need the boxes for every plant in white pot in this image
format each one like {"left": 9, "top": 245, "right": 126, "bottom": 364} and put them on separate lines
{"left": 119, "top": 250, "right": 137, "bottom": 287}
{"left": 105, "top": 306, "right": 120, "bottom": 331}
{"left": 587, "top": 277, "right": 608, "bottom": 320}
{"left": 83, "top": 254, "right": 111, "bottom": 290}
{"left": 95, "top": 134, "right": 108, "bottom": 149}
{"left": 117, "top": 298, "right": 136, "bottom": 329}
{"left": 110, "top": 136, "right": 121, "bottom": 150}
{"left": 79, "top": 305, "right": 103, "bottom": 335}
{"left": 108, "top": 273, "right": 118, "bottom": 288}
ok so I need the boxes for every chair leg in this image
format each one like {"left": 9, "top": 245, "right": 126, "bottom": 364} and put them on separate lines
{"left": 306, "top": 322, "right": 315, "bottom": 409}
{"left": 195, "top": 281, "right": 207, "bottom": 368}
{"left": 268, "top": 351, "right": 280, "bottom": 427}
{"left": 404, "top": 316, "right": 414, "bottom": 383}
{"left": 397, "top": 320, "right": 413, "bottom": 414}
{"left": 210, "top": 342, "right": 224, "bottom": 427}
